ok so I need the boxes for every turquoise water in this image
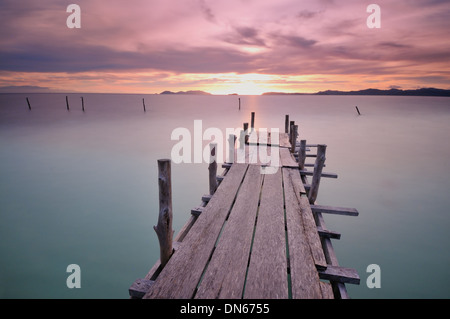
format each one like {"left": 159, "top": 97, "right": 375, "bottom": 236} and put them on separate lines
{"left": 0, "top": 93, "right": 449, "bottom": 298}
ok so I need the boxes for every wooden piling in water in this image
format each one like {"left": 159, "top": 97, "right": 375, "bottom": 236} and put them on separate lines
{"left": 308, "top": 144, "right": 326, "bottom": 204}
{"left": 289, "top": 121, "right": 295, "bottom": 150}
{"left": 81, "top": 97, "right": 85, "bottom": 112}
{"left": 251, "top": 112, "right": 255, "bottom": 130}
{"left": 209, "top": 143, "right": 218, "bottom": 195}
{"left": 66, "top": 96, "right": 70, "bottom": 111}
{"left": 227, "top": 134, "right": 236, "bottom": 163}
{"left": 243, "top": 122, "right": 249, "bottom": 144}
{"left": 299, "top": 139, "right": 307, "bottom": 170}
{"left": 289, "top": 121, "right": 295, "bottom": 145}
{"left": 239, "top": 98, "right": 241, "bottom": 110}
{"left": 143, "top": 98, "right": 146, "bottom": 112}
{"left": 153, "top": 159, "right": 174, "bottom": 268}
{"left": 285, "top": 115, "right": 289, "bottom": 133}
{"left": 26, "top": 97, "right": 31, "bottom": 110}
{"left": 290, "top": 125, "right": 298, "bottom": 153}
{"left": 355, "top": 106, "right": 361, "bottom": 115}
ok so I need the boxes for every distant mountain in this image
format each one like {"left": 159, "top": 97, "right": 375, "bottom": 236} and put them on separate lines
{"left": 263, "top": 88, "right": 450, "bottom": 97}
{"left": 262, "top": 92, "right": 309, "bottom": 95}
{"left": 160, "top": 90, "right": 211, "bottom": 95}
{"left": 315, "top": 88, "right": 450, "bottom": 97}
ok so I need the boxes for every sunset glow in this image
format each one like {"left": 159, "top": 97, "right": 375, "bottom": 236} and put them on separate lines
{"left": 1, "top": 0, "right": 449, "bottom": 94}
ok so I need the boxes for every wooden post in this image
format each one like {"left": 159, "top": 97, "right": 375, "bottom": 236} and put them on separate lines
{"left": 239, "top": 98, "right": 241, "bottom": 110}
{"left": 289, "top": 120, "right": 295, "bottom": 145}
{"left": 227, "top": 134, "right": 236, "bottom": 163}
{"left": 209, "top": 143, "right": 218, "bottom": 195}
{"left": 251, "top": 112, "right": 255, "bottom": 131}
{"left": 289, "top": 121, "right": 295, "bottom": 149}
{"left": 299, "top": 139, "right": 306, "bottom": 170}
{"left": 308, "top": 144, "right": 326, "bottom": 204}
{"left": 285, "top": 115, "right": 289, "bottom": 133}
{"left": 355, "top": 106, "right": 361, "bottom": 115}
{"left": 153, "top": 159, "right": 174, "bottom": 268}
{"left": 81, "top": 97, "right": 85, "bottom": 112}
{"left": 26, "top": 97, "right": 31, "bottom": 110}
{"left": 66, "top": 96, "right": 70, "bottom": 111}
{"left": 243, "top": 122, "right": 249, "bottom": 144}
{"left": 290, "top": 125, "right": 298, "bottom": 153}
{"left": 239, "top": 129, "right": 245, "bottom": 149}
{"left": 143, "top": 98, "right": 146, "bottom": 112}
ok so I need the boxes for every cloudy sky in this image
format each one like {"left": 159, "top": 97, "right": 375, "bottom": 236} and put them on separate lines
{"left": 1, "top": 0, "right": 449, "bottom": 94}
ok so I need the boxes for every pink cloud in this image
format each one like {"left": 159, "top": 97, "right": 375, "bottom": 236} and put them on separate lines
{"left": 1, "top": 0, "right": 449, "bottom": 92}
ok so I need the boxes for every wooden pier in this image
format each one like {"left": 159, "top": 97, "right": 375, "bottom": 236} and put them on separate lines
{"left": 129, "top": 114, "right": 360, "bottom": 299}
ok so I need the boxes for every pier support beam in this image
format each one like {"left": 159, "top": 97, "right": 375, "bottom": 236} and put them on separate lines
{"left": 209, "top": 143, "right": 218, "bottom": 195}
{"left": 251, "top": 112, "right": 255, "bottom": 130}
{"left": 298, "top": 139, "right": 307, "bottom": 170}
{"left": 308, "top": 144, "right": 326, "bottom": 204}
{"left": 153, "top": 159, "right": 174, "bottom": 268}
{"left": 290, "top": 124, "right": 298, "bottom": 154}
{"left": 285, "top": 115, "right": 289, "bottom": 133}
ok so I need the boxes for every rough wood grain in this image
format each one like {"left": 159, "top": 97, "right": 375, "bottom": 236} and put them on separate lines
{"left": 283, "top": 168, "right": 326, "bottom": 268}
{"left": 311, "top": 205, "right": 359, "bottom": 216}
{"left": 244, "top": 169, "right": 288, "bottom": 299}
{"left": 279, "top": 147, "right": 298, "bottom": 168}
{"left": 282, "top": 168, "right": 323, "bottom": 298}
{"left": 144, "top": 163, "right": 249, "bottom": 299}
{"left": 153, "top": 159, "right": 174, "bottom": 268}
{"left": 318, "top": 265, "right": 360, "bottom": 285}
{"left": 195, "top": 164, "right": 262, "bottom": 299}
{"left": 308, "top": 144, "right": 326, "bottom": 204}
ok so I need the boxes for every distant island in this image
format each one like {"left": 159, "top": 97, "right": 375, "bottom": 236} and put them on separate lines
{"left": 160, "top": 90, "right": 211, "bottom": 95}
{"left": 263, "top": 88, "right": 450, "bottom": 97}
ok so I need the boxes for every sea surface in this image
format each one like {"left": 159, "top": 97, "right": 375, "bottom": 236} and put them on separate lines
{"left": 0, "top": 93, "right": 449, "bottom": 299}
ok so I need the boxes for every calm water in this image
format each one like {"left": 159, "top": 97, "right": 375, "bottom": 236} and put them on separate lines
{"left": 0, "top": 93, "right": 449, "bottom": 299}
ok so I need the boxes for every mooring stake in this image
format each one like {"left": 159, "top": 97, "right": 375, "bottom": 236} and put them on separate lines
{"left": 154, "top": 159, "right": 174, "bottom": 269}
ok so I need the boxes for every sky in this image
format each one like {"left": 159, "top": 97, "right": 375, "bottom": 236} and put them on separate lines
{"left": 0, "top": 0, "right": 449, "bottom": 95}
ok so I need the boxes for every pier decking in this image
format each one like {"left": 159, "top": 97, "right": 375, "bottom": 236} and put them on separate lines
{"left": 130, "top": 114, "right": 360, "bottom": 299}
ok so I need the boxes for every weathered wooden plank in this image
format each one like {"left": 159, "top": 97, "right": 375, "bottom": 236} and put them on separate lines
{"left": 195, "top": 165, "right": 263, "bottom": 299}
{"left": 318, "top": 265, "right": 360, "bottom": 285}
{"left": 235, "top": 141, "right": 281, "bottom": 167}
{"left": 246, "top": 130, "right": 291, "bottom": 148}
{"left": 244, "top": 169, "right": 288, "bottom": 299}
{"left": 282, "top": 168, "right": 323, "bottom": 299}
{"left": 283, "top": 168, "right": 327, "bottom": 271}
{"left": 279, "top": 132, "right": 291, "bottom": 148}
{"left": 284, "top": 167, "right": 307, "bottom": 196}
{"left": 144, "top": 163, "right": 249, "bottom": 299}
{"left": 319, "top": 281, "right": 334, "bottom": 299}
{"left": 191, "top": 206, "right": 204, "bottom": 217}
{"left": 299, "top": 194, "right": 328, "bottom": 271}
{"left": 311, "top": 205, "right": 359, "bottom": 216}
{"left": 201, "top": 194, "right": 212, "bottom": 203}
{"left": 317, "top": 226, "right": 341, "bottom": 240}
{"left": 300, "top": 170, "right": 338, "bottom": 179}
{"left": 235, "top": 142, "right": 259, "bottom": 164}
{"left": 129, "top": 278, "right": 154, "bottom": 299}
{"left": 279, "top": 147, "right": 298, "bottom": 168}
